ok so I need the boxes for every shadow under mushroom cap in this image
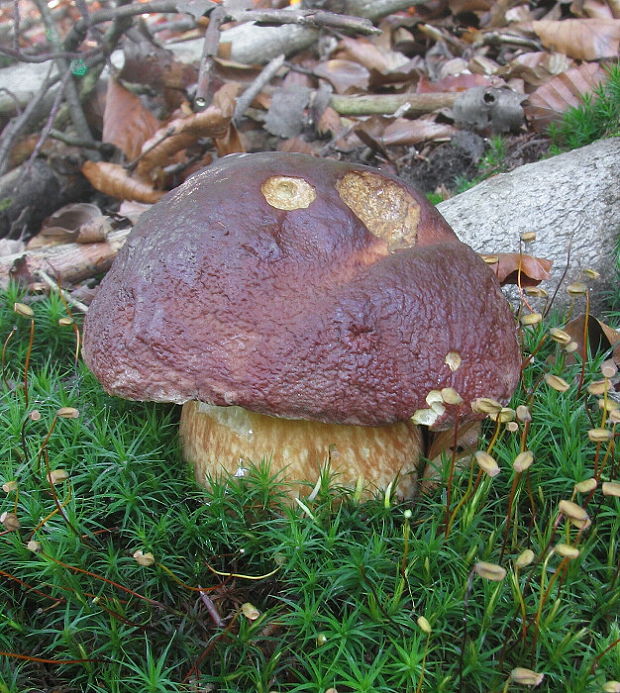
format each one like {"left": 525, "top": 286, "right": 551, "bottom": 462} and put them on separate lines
{"left": 82, "top": 152, "right": 521, "bottom": 428}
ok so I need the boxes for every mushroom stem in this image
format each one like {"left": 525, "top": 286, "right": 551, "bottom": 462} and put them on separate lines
{"left": 179, "top": 402, "right": 422, "bottom": 497}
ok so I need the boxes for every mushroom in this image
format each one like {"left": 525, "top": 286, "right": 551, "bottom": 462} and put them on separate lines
{"left": 82, "top": 152, "right": 521, "bottom": 497}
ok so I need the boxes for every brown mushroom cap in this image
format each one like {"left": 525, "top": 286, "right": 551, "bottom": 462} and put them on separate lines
{"left": 82, "top": 152, "right": 520, "bottom": 428}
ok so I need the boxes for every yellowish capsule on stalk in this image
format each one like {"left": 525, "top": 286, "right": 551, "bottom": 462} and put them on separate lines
{"left": 609, "top": 410, "right": 620, "bottom": 424}
{"left": 474, "top": 561, "right": 506, "bottom": 581}
{"left": 47, "top": 469, "right": 69, "bottom": 485}
{"left": 515, "top": 549, "right": 535, "bottom": 568}
{"left": 27, "top": 540, "right": 42, "bottom": 553}
{"left": 524, "top": 286, "right": 548, "bottom": 297}
{"left": 481, "top": 254, "right": 499, "bottom": 264}
{"left": 603, "top": 682, "right": 620, "bottom": 693}
{"left": 520, "top": 231, "right": 537, "bottom": 242}
{"left": 588, "top": 379, "right": 611, "bottom": 395}
{"left": 441, "top": 387, "right": 463, "bottom": 405}
{"left": 599, "top": 399, "right": 619, "bottom": 412}
{"left": 574, "top": 478, "right": 597, "bottom": 494}
{"left": 241, "top": 602, "right": 260, "bottom": 620}
{"left": 2, "top": 480, "right": 17, "bottom": 493}
{"left": 316, "top": 633, "right": 328, "bottom": 646}
{"left": 602, "top": 482, "right": 620, "bottom": 498}
{"left": 58, "top": 317, "right": 74, "bottom": 326}
{"left": 474, "top": 451, "right": 500, "bottom": 477}
{"left": 1, "top": 512, "right": 20, "bottom": 531}
{"left": 549, "top": 327, "right": 571, "bottom": 345}
{"left": 558, "top": 499, "right": 588, "bottom": 521}
{"left": 510, "top": 667, "right": 544, "bottom": 686}
{"left": 516, "top": 405, "right": 532, "bottom": 423}
{"left": 417, "top": 616, "right": 432, "bottom": 634}
{"left": 133, "top": 550, "right": 155, "bottom": 566}
{"left": 520, "top": 312, "right": 542, "bottom": 326}
{"left": 567, "top": 281, "right": 588, "bottom": 295}
{"left": 564, "top": 340, "right": 579, "bottom": 353}
{"left": 554, "top": 543, "right": 580, "bottom": 559}
{"left": 488, "top": 407, "right": 515, "bottom": 423}
{"left": 28, "top": 409, "right": 41, "bottom": 421}
{"left": 444, "top": 351, "right": 462, "bottom": 372}
{"left": 544, "top": 374, "right": 570, "bottom": 392}
{"left": 56, "top": 407, "right": 80, "bottom": 419}
{"left": 588, "top": 428, "right": 613, "bottom": 442}
{"left": 506, "top": 421, "right": 519, "bottom": 433}
{"left": 471, "top": 397, "right": 503, "bottom": 415}
{"left": 13, "top": 302, "right": 34, "bottom": 318}
{"left": 582, "top": 268, "right": 600, "bottom": 280}
{"left": 513, "top": 451, "right": 534, "bottom": 473}
{"left": 601, "top": 359, "right": 618, "bottom": 378}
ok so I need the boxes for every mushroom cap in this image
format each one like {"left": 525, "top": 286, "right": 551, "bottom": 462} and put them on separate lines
{"left": 82, "top": 152, "right": 520, "bottom": 428}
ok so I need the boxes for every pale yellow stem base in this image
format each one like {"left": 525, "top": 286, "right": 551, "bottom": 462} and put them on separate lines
{"left": 179, "top": 402, "right": 423, "bottom": 498}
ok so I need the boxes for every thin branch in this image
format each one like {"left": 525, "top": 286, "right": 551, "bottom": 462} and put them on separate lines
{"left": 223, "top": 8, "right": 380, "bottom": 35}
{"left": 34, "top": 270, "right": 90, "bottom": 314}
{"left": 195, "top": 5, "right": 226, "bottom": 109}
{"left": 233, "top": 53, "right": 285, "bottom": 125}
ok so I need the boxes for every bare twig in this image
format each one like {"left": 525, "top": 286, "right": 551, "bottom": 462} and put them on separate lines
{"left": 330, "top": 92, "right": 459, "bottom": 115}
{"left": 195, "top": 6, "right": 226, "bottom": 110}
{"left": 34, "top": 270, "right": 90, "bottom": 314}
{"left": 223, "top": 8, "right": 380, "bottom": 35}
{"left": 0, "top": 65, "right": 56, "bottom": 177}
{"left": 33, "top": 0, "right": 95, "bottom": 147}
{"left": 233, "top": 53, "right": 286, "bottom": 125}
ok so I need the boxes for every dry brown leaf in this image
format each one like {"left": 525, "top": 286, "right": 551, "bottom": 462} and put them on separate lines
{"left": 570, "top": 0, "right": 617, "bottom": 19}
{"left": 421, "top": 420, "right": 482, "bottom": 493}
{"left": 28, "top": 203, "right": 111, "bottom": 249}
{"left": 136, "top": 84, "right": 238, "bottom": 180}
{"left": 562, "top": 314, "right": 620, "bottom": 365}
{"left": 82, "top": 161, "right": 164, "bottom": 204}
{"left": 363, "top": 116, "right": 456, "bottom": 146}
{"left": 314, "top": 60, "right": 370, "bottom": 94}
{"left": 526, "top": 63, "right": 607, "bottom": 130}
{"left": 484, "top": 253, "right": 553, "bottom": 287}
{"left": 504, "top": 51, "right": 573, "bottom": 87}
{"left": 102, "top": 78, "right": 160, "bottom": 161}
{"left": 416, "top": 73, "right": 493, "bottom": 93}
{"left": 529, "top": 18, "right": 620, "bottom": 60}
{"left": 338, "top": 36, "right": 413, "bottom": 80}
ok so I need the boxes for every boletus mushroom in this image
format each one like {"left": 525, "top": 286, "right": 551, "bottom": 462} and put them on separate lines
{"left": 82, "top": 152, "right": 521, "bottom": 497}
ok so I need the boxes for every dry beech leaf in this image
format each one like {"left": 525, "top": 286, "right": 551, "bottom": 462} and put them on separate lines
{"left": 136, "top": 83, "right": 239, "bottom": 180}
{"left": 103, "top": 78, "right": 160, "bottom": 161}
{"left": 316, "top": 105, "right": 342, "bottom": 135}
{"left": 526, "top": 63, "right": 608, "bottom": 130}
{"left": 338, "top": 36, "right": 413, "bottom": 79}
{"left": 314, "top": 60, "right": 370, "bottom": 94}
{"left": 570, "top": 0, "right": 617, "bottom": 19}
{"left": 529, "top": 18, "right": 620, "bottom": 60}
{"left": 505, "top": 51, "right": 573, "bottom": 87}
{"left": 117, "top": 200, "right": 153, "bottom": 225}
{"left": 416, "top": 73, "right": 493, "bottom": 93}
{"left": 421, "top": 420, "right": 482, "bottom": 493}
{"left": 485, "top": 253, "right": 553, "bottom": 287}
{"left": 561, "top": 315, "right": 620, "bottom": 366}
{"left": 82, "top": 161, "right": 164, "bottom": 204}
{"left": 358, "top": 115, "right": 456, "bottom": 147}
{"left": 29, "top": 203, "right": 111, "bottom": 249}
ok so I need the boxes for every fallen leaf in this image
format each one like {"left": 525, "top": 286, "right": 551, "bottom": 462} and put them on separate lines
{"left": 41, "top": 203, "right": 109, "bottom": 242}
{"left": 314, "top": 60, "right": 370, "bottom": 94}
{"left": 484, "top": 253, "right": 553, "bottom": 287}
{"left": 529, "top": 18, "right": 620, "bottom": 60}
{"left": 525, "top": 63, "right": 608, "bottom": 130}
{"left": 82, "top": 161, "right": 164, "bottom": 204}
{"left": 562, "top": 314, "right": 620, "bottom": 365}
{"left": 102, "top": 78, "right": 160, "bottom": 161}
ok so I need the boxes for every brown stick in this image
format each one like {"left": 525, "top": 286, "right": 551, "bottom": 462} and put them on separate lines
{"left": 330, "top": 92, "right": 459, "bottom": 116}
{"left": 0, "top": 228, "right": 131, "bottom": 289}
